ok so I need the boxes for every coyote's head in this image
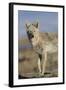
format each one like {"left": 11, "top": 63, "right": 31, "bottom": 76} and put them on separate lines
{"left": 25, "top": 22, "right": 39, "bottom": 40}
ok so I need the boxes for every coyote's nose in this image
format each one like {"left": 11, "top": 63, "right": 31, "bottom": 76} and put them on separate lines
{"left": 27, "top": 31, "right": 34, "bottom": 39}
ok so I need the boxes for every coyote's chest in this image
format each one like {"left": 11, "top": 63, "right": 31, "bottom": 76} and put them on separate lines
{"left": 31, "top": 37, "right": 44, "bottom": 54}
{"left": 33, "top": 44, "right": 43, "bottom": 54}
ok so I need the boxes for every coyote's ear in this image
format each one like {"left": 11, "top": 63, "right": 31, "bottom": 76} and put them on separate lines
{"left": 25, "top": 23, "right": 30, "bottom": 29}
{"left": 34, "top": 22, "right": 39, "bottom": 28}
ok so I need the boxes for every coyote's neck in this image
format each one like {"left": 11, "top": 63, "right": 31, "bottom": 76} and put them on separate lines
{"left": 31, "top": 33, "right": 43, "bottom": 47}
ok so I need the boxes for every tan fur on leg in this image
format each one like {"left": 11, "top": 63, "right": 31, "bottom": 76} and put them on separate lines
{"left": 41, "top": 52, "right": 47, "bottom": 75}
{"left": 37, "top": 58, "right": 41, "bottom": 74}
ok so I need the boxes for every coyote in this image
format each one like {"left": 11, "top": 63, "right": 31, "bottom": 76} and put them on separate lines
{"left": 25, "top": 22, "right": 58, "bottom": 76}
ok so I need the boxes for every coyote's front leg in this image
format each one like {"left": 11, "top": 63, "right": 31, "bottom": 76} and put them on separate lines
{"left": 37, "top": 57, "right": 41, "bottom": 74}
{"left": 41, "top": 52, "right": 47, "bottom": 75}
